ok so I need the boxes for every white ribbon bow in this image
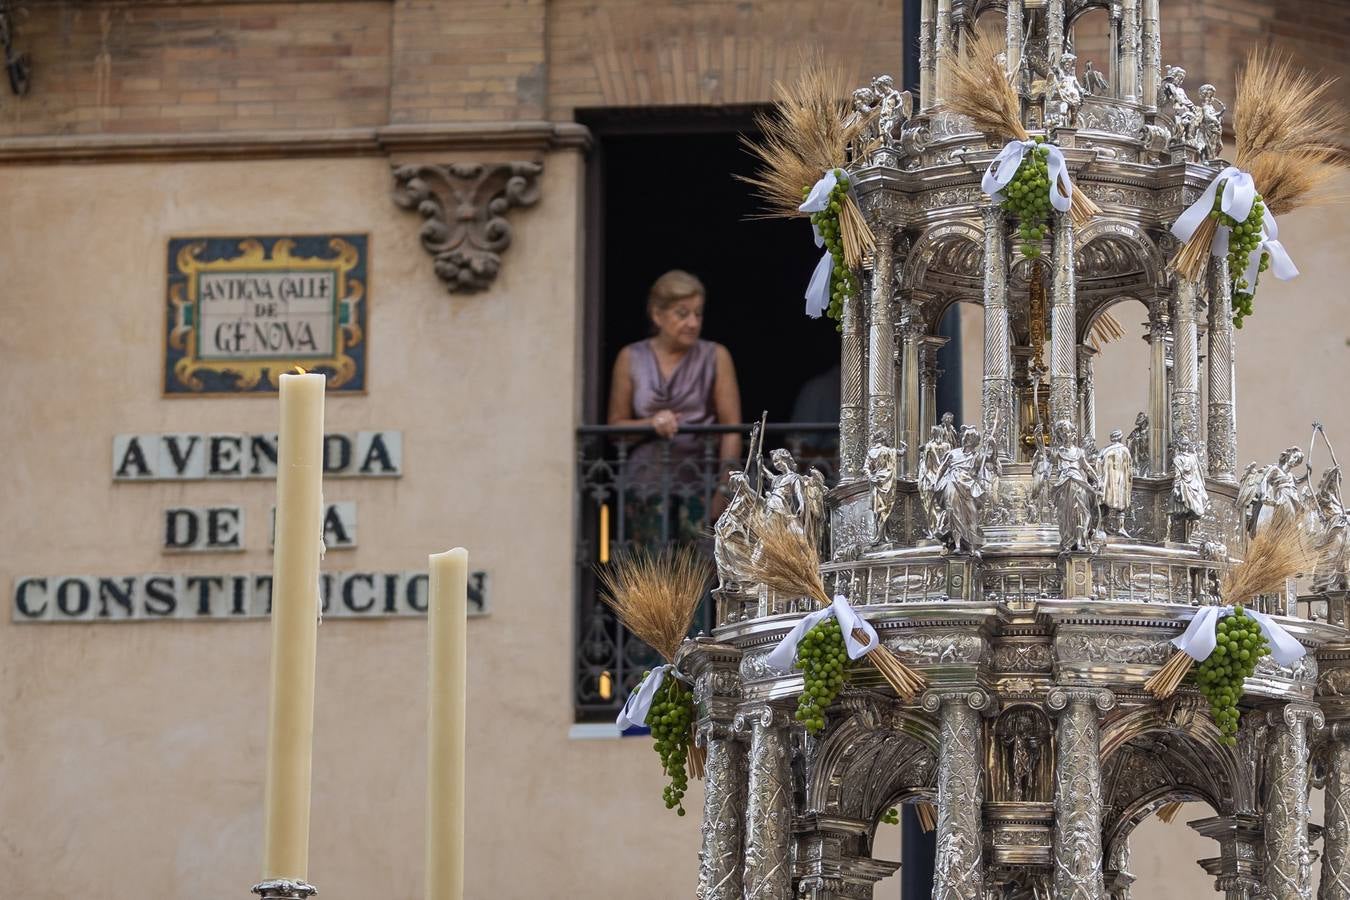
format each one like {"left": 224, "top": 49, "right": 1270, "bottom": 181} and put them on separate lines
{"left": 799, "top": 169, "right": 840, "bottom": 319}
{"left": 1171, "top": 166, "right": 1299, "bottom": 289}
{"left": 766, "top": 594, "right": 879, "bottom": 673}
{"left": 1171, "top": 605, "right": 1307, "bottom": 667}
{"left": 981, "top": 140, "right": 1073, "bottom": 214}
{"left": 616, "top": 663, "right": 675, "bottom": 731}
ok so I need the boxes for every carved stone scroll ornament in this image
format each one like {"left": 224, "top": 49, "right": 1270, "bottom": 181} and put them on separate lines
{"left": 391, "top": 161, "right": 542, "bottom": 293}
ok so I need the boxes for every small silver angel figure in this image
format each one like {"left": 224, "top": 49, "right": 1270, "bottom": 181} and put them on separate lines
{"left": 1311, "top": 465, "right": 1349, "bottom": 593}
{"left": 1083, "top": 59, "right": 1109, "bottom": 96}
{"left": 1127, "top": 412, "right": 1150, "bottom": 476}
{"left": 1099, "top": 429, "right": 1134, "bottom": 536}
{"left": 934, "top": 426, "right": 1001, "bottom": 557}
{"left": 872, "top": 74, "right": 913, "bottom": 150}
{"left": 714, "top": 470, "right": 761, "bottom": 590}
{"left": 845, "top": 84, "right": 880, "bottom": 156}
{"left": 1029, "top": 423, "right": 1052, "bottom": 522}
{"left": 1050, "top": 419, "right": 1099, "bottom": 552}
{"left": 918, "top": 424, "right": 952, "bottom": 539}
{"left": 865, "top": 442, "right": 903, "bottom": 544}
{"left": 1046, "top": 54, "right": 1084, "bottom": 129}
{"left": 1196, "top": 83, "right": 1226, "bottom": 161}
{"left": 1169, "top": 438, "right": 1210, "bottom": 539}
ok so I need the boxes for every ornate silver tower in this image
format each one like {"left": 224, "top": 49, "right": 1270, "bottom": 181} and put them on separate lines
{"left": 683, "top": 3, "right": 1350, "bottom": 897}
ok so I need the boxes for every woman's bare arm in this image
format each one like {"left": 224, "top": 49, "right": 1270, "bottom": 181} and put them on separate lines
{"left": 713, "top": 344, "right": 743, "bottom": 465}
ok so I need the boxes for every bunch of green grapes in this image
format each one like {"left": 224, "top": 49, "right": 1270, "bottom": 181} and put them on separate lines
{"left": 804, "top": 170, "right": 861, "bottom": 325}
{"left": 1194, "top": 606, "right": 1269, "bottom": 745}
{"left": 1001, "top": 139, "right": 1053, "bottom": 258}
{"left": 1210, "top": 188, "right": 1268, "bottom": 328}
{"left": 794, "top": 617, "right": 849, "bottom": 734}
{"left": 881, "top": 808, "right": 900, "bottom": 825}
{"left": 645, "top": 672, "right": 694, "bottom": 815}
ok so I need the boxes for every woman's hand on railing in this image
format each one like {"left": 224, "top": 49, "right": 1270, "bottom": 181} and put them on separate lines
{"left": 651, "top": 410, "right": 680, "bottom": 439}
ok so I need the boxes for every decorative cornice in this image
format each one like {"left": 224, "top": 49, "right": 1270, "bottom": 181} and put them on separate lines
{"left": 391, "top": 161, "right": 543, "bottom": 293}
{"left": 0, "top": 120, "right": 592, "bottom": 165}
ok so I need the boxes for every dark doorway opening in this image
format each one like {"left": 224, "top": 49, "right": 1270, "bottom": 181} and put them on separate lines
{"left": 580, "top": 106, "right": 841, "bottom": 426}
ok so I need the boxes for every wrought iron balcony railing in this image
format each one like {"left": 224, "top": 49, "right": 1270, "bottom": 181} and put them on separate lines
{"left": 573, "top": 422, "right": 838, "bottom": 721}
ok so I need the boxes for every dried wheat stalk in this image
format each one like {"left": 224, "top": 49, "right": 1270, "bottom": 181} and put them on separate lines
{"left": 598, "top": 546, "right": 711, "bottom": 776}
{"left": 1172, "top": 49, "right": 1349, "bottom": 280}
{"left": 1145, "top": 516, "right": 1313, "bottom": 699}
{"left": 1156, "top": 801, "right": 1184, "bottom": 824}
{"left": 916, "top": 802, "right": 938, "bottom": 833}
{"left": 946, "top": 31, "right": 1099, "bottom": 226}
{"left": 740, "top": 56, "right": 874, "bottom": 268}
{"left": 746, "top": 513, "right": 927, "bottom": 701}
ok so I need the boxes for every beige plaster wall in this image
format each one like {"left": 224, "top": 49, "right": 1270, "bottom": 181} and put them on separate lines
{"left": 0, "top": 152, "right": 704, "bottom": 899}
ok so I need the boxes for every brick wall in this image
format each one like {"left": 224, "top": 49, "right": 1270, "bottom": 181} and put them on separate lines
{"left": 390, "top": 0, "right": 546, "bottom": 124}
{"left": 0, "top": 0, "right": 1347, "bottom": 141}
{"left": 545, "top": 0, "right": 903, "bottom": 118}
{"left": 1, "top": 2, "right": 390, "bottom": 136}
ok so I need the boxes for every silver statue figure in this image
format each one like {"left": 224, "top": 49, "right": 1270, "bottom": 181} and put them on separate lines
{"left": 938, "top": 410, "right": 958, "bottom": 449}
{"left": 764, "top": 448, "right": 807, "bottom": 532}
{"left": 1083, "top": 59, "right": 1109, "bottom": 96}
{"left": 1244, "top": 446, "right": 1310, "bottom": 538}
{"left": 1158, "top": 64, "right": 1198, "bottom": 147}
{"left": 1196, "top": 83, "right": 1226, "bottom": 161}
{"left": 918, "top": 425, "right": 952, "bottom": 539}
{"left": 714, "top": 470, "right": 761, "bottom": 590}
{"left": 865, "top": 442, "right": 903, "bottom": 545}
{"left": 1099, "top": 429, "right": 1133, "bottom": 536}
{"left": 935, "top": 426, "right": 1000, "bottom": 557}
{"left": 1127, "top": 412, "right": 1150, "bottom": 476}
{"left": 1029, "top": 423, "right": 1052, "bottom": 522}
{"left": 1312, "top": 465, "right": 1349, "bottom": 593}
{"left": 1050, "top": 419, "right": 1099, "bottom": 552}
{"left": 803, "top": 467, "right": 828, "bottom": 555}
{"left": 1170, "top": 438, "right": 1210, "bottom": 530}
{"left": 845, "top": 84, "right": 879, "bottom": 157}
{"left": 1046, "top": 53, "right": 1084, "bottom": 129}
{"left": 872, "top": 74, "right": 912, "bottom": 149}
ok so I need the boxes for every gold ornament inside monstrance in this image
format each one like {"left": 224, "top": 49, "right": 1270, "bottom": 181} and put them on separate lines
{"left": 1018, "top": 260, "right": 1051, "bottom": 456}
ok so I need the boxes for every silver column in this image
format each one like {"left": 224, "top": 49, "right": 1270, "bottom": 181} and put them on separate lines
{"left": 935, "top": 0, "right": 953, "bottom": 103}
{"left": 1322, "top": 724, "right": 1350, "bottom": 900}
{"left": 924, "top": 690, "right": 991, "bottom": 900}
{"left": 920, "top": 0, "right": 937, "bottom": 111}
{"left": 1107, "top": 7, "right": 1121, "bottom": 98}
{"left": 840, "top": 260, "right": 867, "bottom": 481}
{"left": 1146, "top": 300, "right": 1171, "bottom": 474}
{"left": 1264, "top": 704, "right": 1323, "bottom": 900}
{"left": 1207, "top": 256, "right": 1238, "bottom": 482}
{"left": 1006, "top": 0, "right": 1024, "bottom": 81}
{"left": 1104, "top": 837, "right": 1134, "bottom": 900}
{"left": 1047, "top": 0, "right": 1065, "bottom": 69}
{"left": 741, "top": 706, "right": 793, "bottom": 900}
{"left": 1050, "top": 212, "right": 1078, "bottom": 426}
{"left": 1120, "top": 0, "right": 1140, "bottom": 101}
{"left": 869, "top": 238, "right": 897, "bottom": 448}
{"left": 1077, "top": 345, "right": 1098, "bottom": 442}
{"left": 1190, "top": 814, "right": 1263, "bottom": 900}
{"left": 1170, "top": 276, "right": 1201, "bottom": 451}
{"left": 1049, "top": 688, "right": 1115, "bottom": 900}
{"left": 900, "top": 314, "right": 923, "bottom": 473}
{"left": 1142, "top": 0, "right": 1160, "bottom": 111}
{"left": 698, "top": 722, "right": 747, "bottom": 900}
{"left": 983, "top": 206, "right": 1014, "bottom": 458}
{"left": 920, "top": 335, "right": 949, "bottom": 440}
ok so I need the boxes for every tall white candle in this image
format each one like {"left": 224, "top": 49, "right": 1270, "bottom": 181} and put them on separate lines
{"left": 262, "top": 371, "right": 326, "bottom": 881}
{"left": 426, "top": 548, "right": 468, "bottom": 900}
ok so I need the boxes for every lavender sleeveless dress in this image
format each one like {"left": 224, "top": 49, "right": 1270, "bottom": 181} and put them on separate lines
{"left": 626, "top": 339, "right": 719, "bottom": 482}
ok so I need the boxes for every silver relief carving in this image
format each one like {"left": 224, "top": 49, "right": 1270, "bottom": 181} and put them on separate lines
{"left": 698, "top": 732, "right": 747, "bottom": 899}
{"left": 926, "top": 691, "right": 988, "bottom": 900}
{"left": 1265, "top": 704, "right": 1324, "bottom": 900}
{"left": 1050, "top": 689, "right": 1114, "bottom": 900}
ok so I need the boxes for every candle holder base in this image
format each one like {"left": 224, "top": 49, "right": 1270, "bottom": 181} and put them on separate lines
{"left": 252, "top": 879, "right": 318, "bottom": 899}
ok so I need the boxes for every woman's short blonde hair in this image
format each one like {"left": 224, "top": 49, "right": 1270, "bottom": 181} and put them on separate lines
{"left": 647, "top": 269, "right": 705, "bottom": 317}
